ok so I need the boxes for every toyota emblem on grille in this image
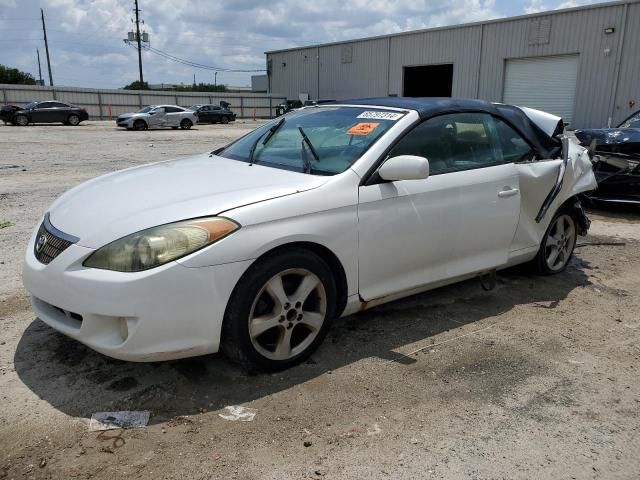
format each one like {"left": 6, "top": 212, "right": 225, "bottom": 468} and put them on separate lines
{"left": 35, "top": 234, "right": 47, "bottom": 253}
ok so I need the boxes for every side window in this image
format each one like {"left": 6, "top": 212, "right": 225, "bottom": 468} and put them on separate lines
{"left": 165, "top": 107, "right": 183, "bottom": 113}
{"left": 201, "top": 106, "right": 210, "bottom": 111}
{"left": 51, "top": 102, "right": 69, "bottom": 108}
{"left": 212, "top": 106, "right": 221, "bottom": 111}
{"left": 38, "top": 102, "right": 55, "bottom": 109}
{"left": 387, "top": 113, "right": 503, "bottom": 175}
{"left": 494, "top": 118, "right": 535, "bottom": 162}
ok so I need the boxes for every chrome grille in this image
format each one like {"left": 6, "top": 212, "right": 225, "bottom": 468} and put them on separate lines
{"left": 34, "top": 214, "right": 78, "bottom": 265}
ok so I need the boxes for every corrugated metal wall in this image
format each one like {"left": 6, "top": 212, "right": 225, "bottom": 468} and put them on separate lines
{"left": 267, "top": 1, "right": 640, "bottom": 129}
{"left": 0, "top": 84, "right": 286, "bottom": 119}
{"left": 612, "top": 2, "right": 640, "bottom": 126}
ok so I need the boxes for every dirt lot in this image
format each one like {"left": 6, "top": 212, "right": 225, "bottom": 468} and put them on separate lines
{"left": 1, "top": 121, "right": 639, "bottom": 479}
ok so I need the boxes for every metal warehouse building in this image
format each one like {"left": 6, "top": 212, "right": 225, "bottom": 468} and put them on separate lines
{"left": 266, "top": 0, "right": 640, "bottom": 129}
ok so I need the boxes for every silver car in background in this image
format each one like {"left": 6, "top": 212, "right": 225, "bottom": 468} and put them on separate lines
{"left": 116, "top": 105, "right": 198, "bottom": 130}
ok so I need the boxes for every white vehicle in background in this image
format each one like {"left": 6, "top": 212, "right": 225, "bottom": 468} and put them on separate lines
{"left": 23, "top": 98, "right": 597, "bottom": 371}
{"left": 116, "top": 105, "right": 198, "bottom": 130}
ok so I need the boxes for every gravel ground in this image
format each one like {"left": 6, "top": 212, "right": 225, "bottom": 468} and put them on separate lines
{"left": 1, "top": 121, "right": 639, "bottom": 479}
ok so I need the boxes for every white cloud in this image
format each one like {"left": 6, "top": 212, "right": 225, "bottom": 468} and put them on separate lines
{"left": 0, "top": 0, "right": 607, "bottom": 88}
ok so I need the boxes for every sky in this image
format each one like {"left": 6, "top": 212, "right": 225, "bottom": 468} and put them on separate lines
{"left": 0, "top": 0, "right": 609, "bottom": 89}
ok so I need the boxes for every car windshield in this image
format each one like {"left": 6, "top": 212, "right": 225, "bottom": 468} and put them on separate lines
{"left": 188, "top": 105, "right": 201, "bottom": 111}
{"left": 619, "top": 111, "right": 640, "bottom": 129}
{"left": 24, "top": 102, "right": 38, "bottom": 109}
{"left": 219, "top": 106, "right": 404, "bottom": 175}
{"left": 137, "top": 106, "right": 153, "bottom": 113}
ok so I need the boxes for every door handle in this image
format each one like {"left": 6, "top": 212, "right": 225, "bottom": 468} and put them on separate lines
{"left": 498, "top": 187, "right": 519, "bottom": 198}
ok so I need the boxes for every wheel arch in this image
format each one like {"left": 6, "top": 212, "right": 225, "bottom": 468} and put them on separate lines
{"left": 554, "top": 195, "right": 590, "bottom": 236}
{"left": 237, "top": 241, "right": 349, "bottom": 317}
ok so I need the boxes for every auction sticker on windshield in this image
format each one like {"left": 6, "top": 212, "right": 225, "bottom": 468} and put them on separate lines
{"left": 348, "top": 122, "right": 380, "bottom": 136}
{"left": 356, "top": 111, "right": 404, "bottom": 121}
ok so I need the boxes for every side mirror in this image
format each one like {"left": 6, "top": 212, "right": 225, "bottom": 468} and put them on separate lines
{"left": 378, "top": 155, "right": 430, "bottom": 182}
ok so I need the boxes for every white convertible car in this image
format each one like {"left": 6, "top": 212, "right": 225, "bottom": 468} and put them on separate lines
{"left": 23, "top": 98, "right": 597, "bottom": 370}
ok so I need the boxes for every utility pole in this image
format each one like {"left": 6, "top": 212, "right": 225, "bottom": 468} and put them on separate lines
{"left": 214, "top": 71, "right": 218, "bottom": 86}
{"left": 134, "top": 0, "right": 144, "bottom": 86}
{"left": 40, "top": 8, "right": 53, "bottom": 86}
{"left": 36, "top": 49, "right": 43, "bottom": 85}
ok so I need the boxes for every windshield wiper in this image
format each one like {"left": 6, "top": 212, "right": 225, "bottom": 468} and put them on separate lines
{"left": 248, "top": 117, "right": 285, "bottom": 166}
{"left": 298, "top": 126, "right": 319, "bottom": 174}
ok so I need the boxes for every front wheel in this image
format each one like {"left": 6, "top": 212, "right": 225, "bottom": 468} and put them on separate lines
{"left": 180, "top": 119, "right": 192, "bottom": 130}
{"left": 222, "top": 249, "right": 336, "bottom": 371}
{"left": 14, "top": 114, "right": 28, "bottom": 126}
{"left": 221, "top": 116, "right": 229, "bottom": 124}
{"left": 133, "top": 119, "right": 147, "bottom": 130}
{"left": 534, "top": 209, "right": 578, "bottom": 274}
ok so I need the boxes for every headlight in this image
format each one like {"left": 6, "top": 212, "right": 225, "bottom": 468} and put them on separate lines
{"left": 83, "top": 217, "right": 239, "bottom": 272}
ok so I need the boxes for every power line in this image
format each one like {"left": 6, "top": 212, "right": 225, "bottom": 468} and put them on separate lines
{"left": 124, "top": 42, "right": 265, "bottom": 72}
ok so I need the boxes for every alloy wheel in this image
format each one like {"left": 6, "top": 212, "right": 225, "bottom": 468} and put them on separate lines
{"left": 248, "top": 268, "right": 327, "bottom": 361}
{"left": 544, "top": 214, "right": 576, "bottom": 272}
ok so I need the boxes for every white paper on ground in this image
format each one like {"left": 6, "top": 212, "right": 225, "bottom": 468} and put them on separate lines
{"left": 88, "top": 411, "right": 151, "bottom": 431}
{"left": 218, "top": 405, "right": 257, "bottom": 422}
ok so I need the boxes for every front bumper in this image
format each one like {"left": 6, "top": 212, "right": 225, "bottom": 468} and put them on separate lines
{"left": 22, "top": 224, "right": 252, "bottom": 362}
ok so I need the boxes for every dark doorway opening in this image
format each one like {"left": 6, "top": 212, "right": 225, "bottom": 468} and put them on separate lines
{"left": 403, "top": 64, "right": 454, "bottom": 97}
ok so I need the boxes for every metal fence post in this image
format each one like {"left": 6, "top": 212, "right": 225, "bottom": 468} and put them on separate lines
{"left": 240, "top": 96, "right": 244, "bottom": 118}
{"left": 269, "top": 96, "right": 272, "bottom": 119}
{"left": 175, "top": 94, "right": 179, "bottom": 106}
{"left": 138, "top": 92, "right": 143, "bottom": 108}
{"left": 97, "top": 92, "right": 103, "bottom": 120}
{"left": 51, "top": 88, "right": 56, "bottom": 100}
{"left": 1, "top": 87, "right": 6, "bottom": 104}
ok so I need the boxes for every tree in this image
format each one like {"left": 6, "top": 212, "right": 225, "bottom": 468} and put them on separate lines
{"left": 123, "top": 80, "right": 149, "bottom": 90}
{"left": 0, "top": 65, "right": 36, "bottom": 85}
{"left": 173, "top": 83, "right": 228, "bottom": 92}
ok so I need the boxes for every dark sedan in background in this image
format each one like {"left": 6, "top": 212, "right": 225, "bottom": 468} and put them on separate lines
{"left": 575, "top": 110, "right": 640, "bottom": 205}
{"left": 1, "top": 101, "right": 89, "bottom": 126}
{"left": 188, "top": 101, "right": 236, "bottom": 124}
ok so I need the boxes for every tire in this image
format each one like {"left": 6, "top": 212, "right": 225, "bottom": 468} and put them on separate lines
{"left": 533, "top": 208, "right": 578, "bottom": 275}
{"left": 221, "top": 116, "right": 229, "bottom": 124}
{"left": 67, "top": 114, "right": 80, "bottom": 126}
{"left": 133, "top": 119, "right": 147, "bottom": 130}
{"left": 221, "top": 249, "right": 336, "bottom": 371}
{"left": 14, "top": 114, "right": 28, "bottom": 126}
{"left": 180, "top": 119, "right": 192, "bottom": 130}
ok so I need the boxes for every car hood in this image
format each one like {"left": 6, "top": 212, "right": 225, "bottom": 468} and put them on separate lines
{"left": 47, "top": 154, "right": 329, "bottom": 248}
{"left": 575, "top": 127, "right": 640, "bottom": 147}
{"left": 117, "top": 112, "right": 137, "bottom": 120}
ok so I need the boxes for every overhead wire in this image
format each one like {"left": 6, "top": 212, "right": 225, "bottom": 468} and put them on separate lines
{"left": 124, "top": 41, "right": 265, "bottom": 72}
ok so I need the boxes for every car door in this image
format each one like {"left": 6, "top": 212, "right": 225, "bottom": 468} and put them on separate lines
{"left": 30, "top": 102, "right": 53, "bottom": 123}
{"left": 148, "top": 107, "right": 167, "bottom": 128}
{"left": 165, "top": 106, "right": 183, "bottom": 126}
{"left": 50, "top": 102, "right": 70, "bottom": 122}
{"left": 199, "top": 105, "right": 211, "bottom": 122}
{"left": 357, "top": 112, "right": 521, "bottom": 301}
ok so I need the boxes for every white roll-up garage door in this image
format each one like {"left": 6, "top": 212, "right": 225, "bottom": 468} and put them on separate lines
{"left": 503, "top": 55, "right": 579, "bottom": 126}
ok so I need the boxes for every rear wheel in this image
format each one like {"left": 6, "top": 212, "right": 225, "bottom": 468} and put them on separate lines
{"left": 15, "top": 114, "right": 28, "bottom": 126}
{"left": 133, "top": 119, "right": 147, "bottom": 130}
{"left": 534, "top": 209, "right": 578, "bottom": 274}
{"left": 222, "top": 249, "right": 336, "bottom": 371}
{"left": 67, "top": 114, "right": 80, "bottom": 126}
{"left": 221, "top": 116, "right": 229, "bottom": 124}
{"left": 180, "top": 119, "right": 192, "bottom": 130}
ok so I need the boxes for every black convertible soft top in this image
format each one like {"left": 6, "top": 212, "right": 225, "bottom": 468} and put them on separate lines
{"left": 332, "top": 97, "right": 563, "bottom": 159}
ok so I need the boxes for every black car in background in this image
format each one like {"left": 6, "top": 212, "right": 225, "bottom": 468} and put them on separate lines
{"left": 575, "top": 110, "right": 640, "bottom": 205}
{"left": 275, "top": 99, "right": 303, "bottom": 116}
{"left": 188, "top": 101, "right": 236, "bottom": 124}
{"left": 1, "top": 101, "right": 89, "bottom": 126}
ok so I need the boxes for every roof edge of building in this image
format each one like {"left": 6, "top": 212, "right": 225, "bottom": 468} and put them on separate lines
{"left": 265, "top": 0, "right": 638, "bottom": 55}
